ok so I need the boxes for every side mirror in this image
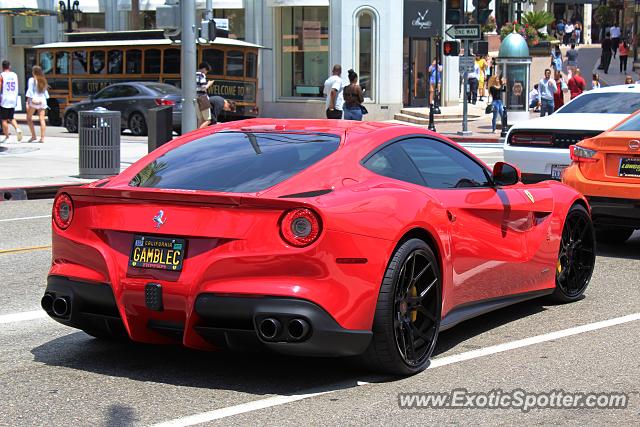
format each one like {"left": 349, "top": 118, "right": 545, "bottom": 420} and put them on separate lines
{"left": 492, "top": 162, "right": 521, "bottom": 186}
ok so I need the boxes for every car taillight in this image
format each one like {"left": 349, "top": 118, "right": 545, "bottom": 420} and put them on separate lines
{"left": 569, "top": 145, "right": 598, "bottom": 163}
{"left": 510, "top": 133, "right": 554, "bottom": 146}
{"left": 155, "top": 98, "right": 175, "bottom": 106}
{"left": 280, "top": 208, "right": 322, "bottom": 247}
{"left": 53, "top": 193, "right": 74, "bottom": 229}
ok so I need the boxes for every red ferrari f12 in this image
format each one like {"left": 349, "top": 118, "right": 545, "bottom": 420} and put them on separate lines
{"left": 43, "top": 120, "right": 595, "bottom": 374}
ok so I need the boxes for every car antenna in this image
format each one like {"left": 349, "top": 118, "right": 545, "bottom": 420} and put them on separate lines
{"left": 247, "top": 132, "right": 262, "bottom": 155}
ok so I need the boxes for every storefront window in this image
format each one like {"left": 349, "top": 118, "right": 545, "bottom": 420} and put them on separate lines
{"left": 77, "top": 13, "right": 106, "bottom": 32}
{"left": 357, "top": 10, "right": 375, "bottom": 100}
{"left": 213, "top": 9, "right": 245, "bottom": 40}
{"left": 280, "top": 6, "right": 329, "bottom": 98}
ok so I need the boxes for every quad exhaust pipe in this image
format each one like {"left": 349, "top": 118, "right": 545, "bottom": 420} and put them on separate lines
{"left": 288, "top": 318, "right": 310, "bottom": 340}
{"left": 41, "top": 294, "right": 54, "bottom": 312}
{"left": 258, "top": 318, "right": 281, "bottom": 340}
{"left": 52, "top": 297, "right": 70, "bottom": 317}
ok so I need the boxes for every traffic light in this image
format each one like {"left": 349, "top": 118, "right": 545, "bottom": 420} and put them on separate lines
{"left": 443, "top": 41, "right": 460, "bottom": 56}
{"left": 472, "top": 0, "right": 493, "bottom": 25}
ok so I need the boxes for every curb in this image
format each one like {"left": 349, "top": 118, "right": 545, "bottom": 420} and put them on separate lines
{"left": 0, "top": 183, "right": 83, "bottom": 201}
{"left": 447, "top": 136, "right": 501, "bottom": 143}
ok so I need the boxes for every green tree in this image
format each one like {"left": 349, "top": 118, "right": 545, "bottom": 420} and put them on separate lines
{"left": 594, "top": 5, "right": 615, "bottom": 27}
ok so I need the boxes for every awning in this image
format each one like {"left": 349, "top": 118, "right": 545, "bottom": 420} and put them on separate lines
{"left": 267, "top": 0, "right": 329, "bottom": 6}
{"left": 0, "top": 0, "right": 56, "bottom": 15}
{"left": 116, "top": 0, "right": 243, "bottom": 11}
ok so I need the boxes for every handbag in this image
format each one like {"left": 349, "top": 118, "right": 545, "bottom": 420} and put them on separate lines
{"left": 485, "top": 104, "right": 493, "bottom": 114}
{"left": 197, "top": 94, "right": 211, "bottom": 111}
{"left": 360, "top": 105, "right": 368, "bottom": 115}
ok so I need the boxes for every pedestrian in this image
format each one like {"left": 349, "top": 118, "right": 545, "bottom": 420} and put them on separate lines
{"left": 624, "top": 75, "right": 634, "bottom": 84}
{"left": 554, "top": 70, "right": 568, "bottom": 112}
{"left": 567, "top": 68, "right": 586, "bottom": 99}
{"left": 556, "top": 20, "right": 565, "bottom": 40}
{"left": 208, "top": 95, "right": 236, "bottom": 125}
{"left": 601, "top": 32, "right": 613, "bottom": 74}
{"left": 343, "top": 69, "right": 364, "bottom": 121}
{"left": 195, "top": 62, "right": 214, "bottom": 128}
{"left": 564, "top": 21, "right": 574, "bottom": 46}
{"left": 565, "top": 44, "right": 579, "bottom": 75}
{"left": 467, "top": 61, "right": 479, "bottom": 104}
{"left": 324, "top": 64, "right": 344, "bottom": 119}
{"left": 427, "top": 58, "right": 442, "bottom": 106}
{"left": 0, "top": 60, "right": 23, "bottom": 143}
{"left": 528, "top": 83, "right": 540, "bottom": 111}
{"left": 592, "top": 73, "right": 601, "bottom": 89}
{"left": 551, "top": 45, "right": 563, "bottom": 72}
{"left": 539, "top": 68, "right": 557, "bottom": 117}
{"left": 574, "top": 22, "right": 582, "bottom": 45}
{"left": 476, "top": 55, "right": 487, "bottom": 101}
{"left": 610, "top": 23, "right": 621, "bottom": 58}
{"left": 488, "top": 75, "right": 505, "bottom": 133}
{"left": 619, "top": 38, "right": 629, "bottom": 73}
{"left": 25, "top": 65, "right": 48, "bottom": 143}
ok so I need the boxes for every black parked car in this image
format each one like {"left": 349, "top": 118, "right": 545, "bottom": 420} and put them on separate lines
{"left": 63, "top": 82, "right": 182, "bottom": 136}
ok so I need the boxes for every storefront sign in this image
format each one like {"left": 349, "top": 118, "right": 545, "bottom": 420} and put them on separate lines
{"left": 404, "top": 0, "right": 442, "bottom": 38}
{"left": 11, "top": 15, "right": 44, "bottom": 45}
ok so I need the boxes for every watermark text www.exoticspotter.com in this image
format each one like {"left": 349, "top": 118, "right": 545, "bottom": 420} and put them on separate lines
{"left": 398, "top": 389, "right": 629, "bottom": 412}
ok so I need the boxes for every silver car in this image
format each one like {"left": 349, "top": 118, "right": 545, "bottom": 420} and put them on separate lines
{"left": 63, "top": 82, "right": 182, "bottom": 136}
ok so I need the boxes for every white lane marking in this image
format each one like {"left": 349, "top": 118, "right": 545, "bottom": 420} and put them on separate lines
{"left": 0, "top": 310, "right": 48, "bottom": 324}
{"left": 0, "top": 215, "right": 50, "bottom": 223}
{"left": 149, "top": 312, "right": 640, "bottom": 427}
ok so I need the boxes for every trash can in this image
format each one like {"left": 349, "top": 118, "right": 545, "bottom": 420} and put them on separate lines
{"left": 78, "top": 108, "right": 121, "bottom": 179}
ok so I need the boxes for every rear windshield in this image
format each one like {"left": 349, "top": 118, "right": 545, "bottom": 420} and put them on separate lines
{"left": 558, "top": 92, "right": 640, "bottom": 114}
{"left": 144, "top": 83, "right": 180, "bottom": 95}
{"left": 129, "top": 131, "right": 340, "bottom": 192}
{"left": 614, "top": 113, "right": 640, "bottom": 131}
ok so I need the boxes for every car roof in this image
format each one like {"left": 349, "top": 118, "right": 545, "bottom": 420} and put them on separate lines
{"left": 586, "top": 84, "right": 640, "bottom": 93}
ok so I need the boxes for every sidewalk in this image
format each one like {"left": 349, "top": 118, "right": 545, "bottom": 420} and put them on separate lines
{"left": 592, "top": 50, "right": 640, "bottom": 86}
{"left": 0, "top": 136, "right": 149, "bottom": 199}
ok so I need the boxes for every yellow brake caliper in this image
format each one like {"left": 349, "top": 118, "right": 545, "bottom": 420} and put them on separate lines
{"left": 410, "top": 286, "right": 418, "bottom": 322}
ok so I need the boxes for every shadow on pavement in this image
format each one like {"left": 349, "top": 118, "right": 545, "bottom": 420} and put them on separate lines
{"left": 595, "top": 232, "right": 640, "bottom": 261}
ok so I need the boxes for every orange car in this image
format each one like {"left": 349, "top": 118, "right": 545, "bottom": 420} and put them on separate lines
{"left": 563, "top": 110, "right": 640, "bottom": 244}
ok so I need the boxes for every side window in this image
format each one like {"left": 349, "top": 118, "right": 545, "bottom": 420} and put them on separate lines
{"left": 163, "top": 48, "right": 180, "bottom": 73}
{"left": 55, "top": 52, "right": 69, "bottom": 74}
{"left": 144, "top": 49, "right": 161, "bottom": 73}
{"left": 72, "top": 51, "right": 88, "bottom": 74}
{"left": 119, "top": 85, "right": 139, "bottom": 97}
{"left": 226, "top": 50, "right": 244, "bottom": 77}
{"left": 203, "top": 48, "right": 224, "bottom": 75}
{"left": 400, "top": 138, "right": 491, "bottom": 189}
{"left": 94, "top": 86, "right": 119, "bottom": 99}
{"left": 126, "top": 49, "right": 142, "bottom": 74}
{"left": 363, "top": 142, "right": 424, "bottom": 186}
{"left": 246, "top": 52, "right": 257, "bottom": 78}
{"left": 40, "top": 51, "right": 54, "bottom": 75}
{"left": 108, "top": 50, "right": 123, "bottom": 74}
{"left": 90, "top": 51, "right": 106, "bottom": 74}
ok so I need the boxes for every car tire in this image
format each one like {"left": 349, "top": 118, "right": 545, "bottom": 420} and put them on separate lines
{"left": 64, "top": 111, "right": 78, "bottom": 133}
{"left": 595, "top": 227, "right": 634, "bottom": 245}
{"left": 360, "top": 238, "right": 441, "bottom": 375}
{"left": 128, "top": 112, "right": 148, "bottom": 136}
{"left": 551, "top": 204, "right": 596, "bottom": 303}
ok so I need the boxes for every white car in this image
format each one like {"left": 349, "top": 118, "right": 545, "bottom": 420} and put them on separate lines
{"left": 504, "top": 84, "right": 640, "bottom": 182}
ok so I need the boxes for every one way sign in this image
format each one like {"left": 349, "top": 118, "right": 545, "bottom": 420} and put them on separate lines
{"left": 445, "top": 24, "right": 481, "bottom": 40}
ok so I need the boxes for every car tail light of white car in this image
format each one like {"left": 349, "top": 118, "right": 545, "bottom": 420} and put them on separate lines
{"left": 570, "top": 145, "right": 598, "bottom": 163}
{"left": 509, "top": 133, "right": 554, "bottom": 146}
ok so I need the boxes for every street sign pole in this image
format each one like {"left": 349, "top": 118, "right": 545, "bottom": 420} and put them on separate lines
{"left": 181, "top": 0, "right": 197, "bottom": 134}
{"left": 458, "top": 39, "right": 472, "bottom": 136}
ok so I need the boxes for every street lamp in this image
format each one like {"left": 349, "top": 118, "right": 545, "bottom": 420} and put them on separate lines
{"left": 58, "top": 0, "right": 82, "bottom": 33}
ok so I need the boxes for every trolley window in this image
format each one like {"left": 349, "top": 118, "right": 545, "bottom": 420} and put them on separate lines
{"left": 90, "top": 51, "right": 106, "bottom": 74}
{"left": 108, "top": 50, "right": 123, "bottom": 74}
{"left": 246, "top": 52, "right": 257, "bottom": 79}
{"left": 126, "top": 49, "right": 142, "bottom": 74}
{"left": 55, "top": 51, "right": 69, "bottom": 75}
{"left": 226, "top": 50, "right": 244, "bottom": 77}
{"left": 203, "top": 48, "right": 224, "bottom": 75}
{"left": 72, "top": 51, "right": 88, "bottom": 74}
{"left": 40, "top": 51, "right": 54, "bottom": 75}
{"left": 145, "top": 49, "right": 161, "bottom": 74}
{"left": 163, "top": 48, "right": 180, "bottom": 74}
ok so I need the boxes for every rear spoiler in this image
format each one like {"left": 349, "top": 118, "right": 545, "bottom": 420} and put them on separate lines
{"left": 60, "top": 186, "right": 312, "bottom": 210}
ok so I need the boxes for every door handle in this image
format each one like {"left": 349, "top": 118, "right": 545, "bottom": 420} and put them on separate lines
{"left": 447, "top": 210, "right": 456, "bottom": 223}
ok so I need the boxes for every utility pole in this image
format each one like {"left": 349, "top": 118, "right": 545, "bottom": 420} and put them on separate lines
{"left": 458, "top": 3, "right": 471, "bottom": 135}
{"left": 181, "top": 0, "right": 197, "bottom": 133}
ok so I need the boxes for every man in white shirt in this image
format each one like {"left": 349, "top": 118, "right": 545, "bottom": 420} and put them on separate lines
{"left": 0, "top": 60, "right": 23, "bottom": 143}
{"left": 610, "top": 23, "right": 621, "bottom": 58}
{"left": 467, "top": 62, "right": 479, "bottom": 104}
{"left": 324, "top": 64, "right": 344, "bottom": 119}
{"left": 564, "top": 22, "right": 574, "bottom": 46}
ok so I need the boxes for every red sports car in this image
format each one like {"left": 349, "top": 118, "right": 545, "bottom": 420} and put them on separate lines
{"left": 42, "top": 119, "right": 595, "bottom": 375}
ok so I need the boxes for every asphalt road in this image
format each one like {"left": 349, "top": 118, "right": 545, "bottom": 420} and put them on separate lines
{"left": 1, "top": 155, "right": 639, "bottom": 425}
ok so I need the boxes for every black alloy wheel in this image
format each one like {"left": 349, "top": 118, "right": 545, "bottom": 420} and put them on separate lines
{"left": 64, "top": 111, "right": 78, "bottom": 133}
{"left": 362, "top": 238, "right": 441, "bottom": 375}
{"left": 129, "top": 112, "right": 148, "bottom": 136}
{"left": 553, "top": 204, "right": 596, "bottom": 302}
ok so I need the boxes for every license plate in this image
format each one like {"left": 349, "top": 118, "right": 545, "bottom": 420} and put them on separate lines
{"left": 619, "top": 157, "right": 640, "bottom": 177}
{"left": 129, "top": 235, "right": 185, "bottom": 271}
{"left": 551, "top": 164, "right": 568, "bottom": 180}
